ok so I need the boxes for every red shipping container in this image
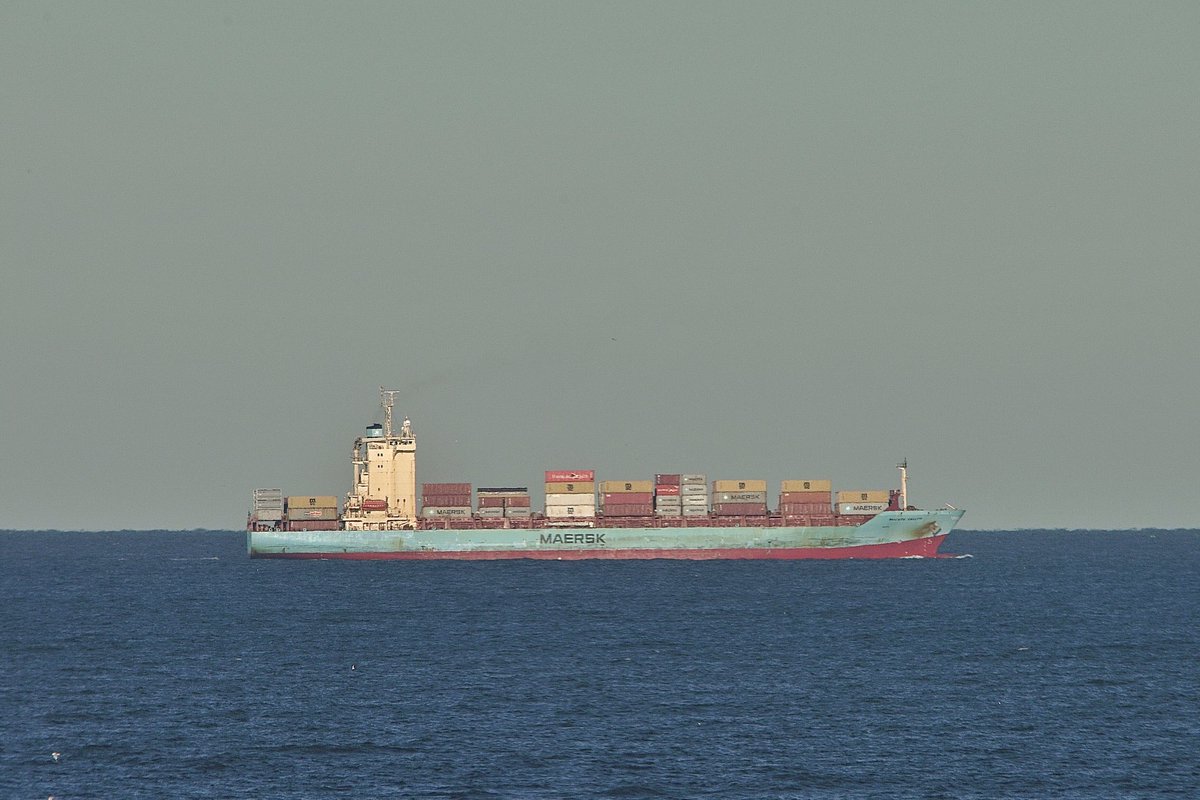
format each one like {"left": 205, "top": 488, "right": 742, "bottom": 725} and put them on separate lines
{"left": 422, "top": 483, "right": 471, "bottom": 494}
{"left": 780, "top": 503, "right": 832, "bottom": 515}
{"left": 713, "top": 503, "right": 768, "bottom": 516}
{"left": 421, "top": 494, "right": 471, "bottom": 507}
{"left": 779, "top": 491, "right": 832, "bottom": 503}
{"left": 655, "top": 474, "right": 682, "bottom": 486}
{"left": 603, "top": 504, "right": 654, "bottom": 517}
{"left": 545, "top": 470, "right": 595, "bottom": 482}
{"left": 477, "top": 496, "right": 506, "bottom": 508}
{"left": 603, "top": 492, "right": 652, "bottom": 504}
{"left": 505, "top": 496, "right": 531, "bottom": 508}
{"left": 654, "top": 485, "right": 680, "bottom": 496}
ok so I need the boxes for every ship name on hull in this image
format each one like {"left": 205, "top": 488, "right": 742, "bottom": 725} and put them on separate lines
{"left": 539, "top": 532, "right": 606, "bottom": 546}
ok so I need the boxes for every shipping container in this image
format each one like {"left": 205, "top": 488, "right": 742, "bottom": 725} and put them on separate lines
{"left": 421, "top": 483, "right": 471, "bottom": 495}
{"left": 836, "top": 490, "right": 890, "bottom": 504}
{"left": 712, "top": 480, "right": 767, "bottom": 493}
{"left": 680, "top": 474, "right": 706, "bottom": 484}
{"left": 600, "top": 480, "right": 654, "bottom": 494}
{"left": 421, "top": 506, "right": 473, "bottom": 518}
{"left": 545, "top": 470, "right": 595, "bottom": 482}
{"left": 655, "top": 474, "right": 681, "bottom": 486}
{"left": 477, "top": 487, "right": 529, "bottom": 496}
{"left": 680, "top": 484, "right": 709, "bottom": 495}
{"left": 544, "top": 481, "right": 595, "bottom": 494}
{"left": 286, "top": 496, "right": 338, "bottom": 509}
{"left": 681, "top": 495, "right": 710, "bottom": 506}
{"left": 289, "top": 507, "right": 338, "bottom": 521}
{"left": 288, "top": 520, "right": 340, "bottom": 531}
{"left": 714, "top": 491, "right": 768, "bottom": 503}
{"left": 602, "top": 492, "right": 653, "bottom": 504}
{"left": 255, "top": 509, "right": 283, "bottom": 521}
{"left": 505, "top": 495, "right": 532, "bottom": 508}
{"left": 545, "top": 493, "right": 597, "bottom": 507}
{"left": 779, "top": 491, "right": 832, "bottom": 503}
{"left": 838, "top": 502, "right": 889, "bottom": 515}
{"left": 253, "top": 488, "right": 283, "bottom": 499}
{"left": 654, "top": 496, "right": 683, "bottom": 506}
{"left": 475, "top": 508, "right": 505, "bottom": 518}
{"left": 780, "top": 503, "right": 833, "bottom": 515}
{"left": 477, "top": 496, "right": 506, "bottom": 508}
{"left": 714, "top": 503, "right": 769, "bottom": 516}
{"left": 681, "top": 506, "right": 709, "bottom": 516}
{"left": 504, "top": 507, "right": 533, "bottom": 518}
{"left": 545, "top": 505, "right": 596, "bottom": 518}
{"left": 655, "top": 507, "right": 682, "bottom": 517}
{"left": 603, "top": 504, "right": 654, "bottom": 517}
{"left": 654, "top": 484, "right": 681, "bottom": 496}
{"left": 781, "top": 479, "right": 833, "bottom": 493}
{"left": 421, "top": 494, "right": 471, "bottom": 507}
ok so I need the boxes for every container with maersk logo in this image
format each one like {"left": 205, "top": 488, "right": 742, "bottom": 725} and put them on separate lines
{"left": 836, "top": 490, "right": 890, "bottom": 516}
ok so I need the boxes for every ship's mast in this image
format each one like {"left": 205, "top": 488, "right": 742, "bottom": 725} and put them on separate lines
{"left": 898, "top": 459, "right": 908, "bottom": 510}
{"left": 381, "top": 387, "right": 401, "bottom": 437}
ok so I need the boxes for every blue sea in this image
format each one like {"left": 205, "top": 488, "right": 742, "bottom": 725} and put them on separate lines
{"left": 2, "top": 531, "right": 1196, "bottom": 799}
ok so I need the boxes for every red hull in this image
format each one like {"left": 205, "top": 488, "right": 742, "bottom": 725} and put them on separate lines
{"left": 257, "top": 534, "right": 948, "bottom": 561}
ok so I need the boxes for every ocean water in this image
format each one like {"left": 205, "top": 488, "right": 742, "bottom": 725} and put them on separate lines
{"left": 1, "top": 531, "right": 1196, "bottom": 799}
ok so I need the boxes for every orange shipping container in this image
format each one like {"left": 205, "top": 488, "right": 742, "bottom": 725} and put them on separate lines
{"left": 780, "top": 479, "right": 832, "bottom": 493}
{"left": 544, "top": 481, "right": 595, "bottom": 494}
{"left": 600, "top": 480, "right": 653, "bottom": 494}
{"left": 712, "top": 479, "right": 767, "bottom": 493}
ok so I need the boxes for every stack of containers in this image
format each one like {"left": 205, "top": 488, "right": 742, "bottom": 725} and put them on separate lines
{"left": 421, "top": 483, "right": 472, "bottom": 519}
{"left": 654, "top": 474, "right": 682, "bottom": 517}
{"left": 779, "top": 479, "right": 833, "bottom": 516}
{"left": 835, "top": 490, "right": 890, "bottom": 516}
{"left": 286, "top": 495, "right": 339, "bottom": 530}
{"left": 252, "top": 488, "right": 283, "bottom": 523}
{"left": 600, "top": 480, "right": 654, "bottom": 517}
{"left": 712, "top": 480, "right": 768, "bottom": 516}
{"left": 476, "top": 487, "right": 532, "bottom": 520}
{"left": 680, "top": 474, "right": 709, "bottom": 516}
{"left": 544, "top": 470, "right": 596, "bottom": 520}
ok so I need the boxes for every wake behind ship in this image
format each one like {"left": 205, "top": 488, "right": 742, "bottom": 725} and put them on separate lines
{"left": 247, "top": 389, "right": 965, "bottom": 559}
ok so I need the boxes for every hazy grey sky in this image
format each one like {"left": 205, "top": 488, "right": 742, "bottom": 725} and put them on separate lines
{"left": 3, "top": 2, "right": 1197, "bottom": 530}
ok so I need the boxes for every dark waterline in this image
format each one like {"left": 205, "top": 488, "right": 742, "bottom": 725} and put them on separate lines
{"left": 2, "top": 530, "right": 1197, "bottom": 799}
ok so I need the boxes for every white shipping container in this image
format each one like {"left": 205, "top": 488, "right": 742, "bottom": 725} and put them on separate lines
{"left": 838, "top": 502, "right": 888, "bottom": 515}
{"left": 421, "top": 506, "right": 473, "bottom": 518}
{"left": 681, "top": 507, "right": 709, "bottom": 516}
{"left": 475, "top": 508, "right": 505, "bottom": 518}
{"left": 681, "top": 495, "right": 709, "bottom": 505}
{"left": 504, "top": 507, "right": 533, "bottom": 518}
{"left": 545, "top": 493, "right": 597, "bottom": 506}
{"left": 545, "top": 505, "right": 596, "bottom": 518}
{"left": 255, "top": 509, "right": 283, "bottom": 521}
{"left": 680, "top": 484, "right": 709, "bottom": 495}
{"left": 680, "top": 474, "right": 707, "bottom": 484}
{"left": 715, "top": 492, "right": 768, "bottom": 503}
{"left": 655, "top": 508, "right": 682, "bottom": 517}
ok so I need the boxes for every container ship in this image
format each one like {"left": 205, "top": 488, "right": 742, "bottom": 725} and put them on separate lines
{"left": 246, "top": 390, "right": 965, "bottom": 560}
